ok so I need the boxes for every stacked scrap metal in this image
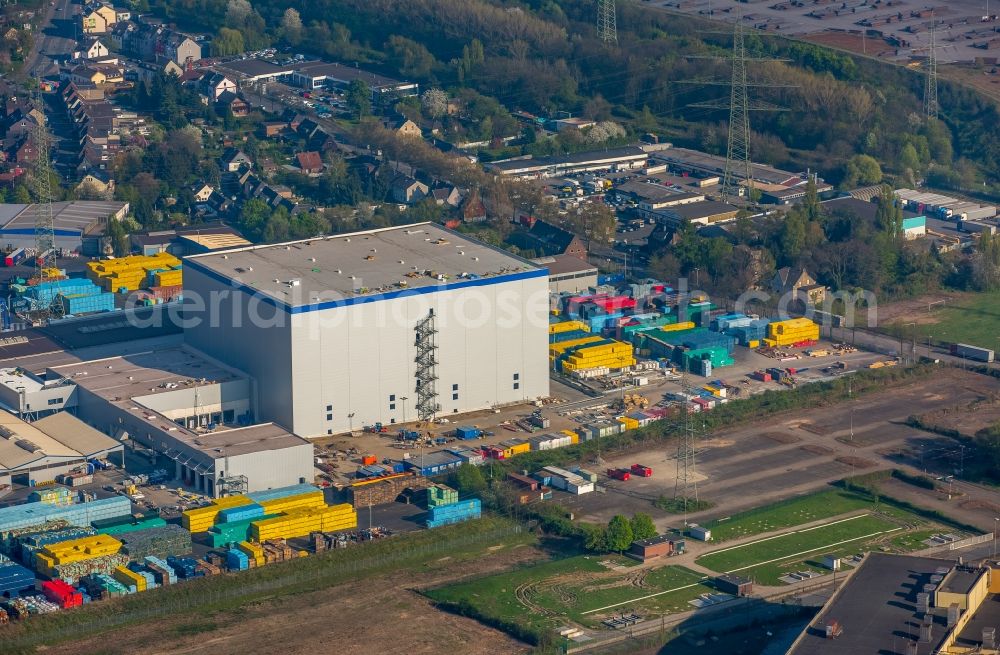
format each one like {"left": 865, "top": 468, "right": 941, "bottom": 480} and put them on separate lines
{"left": 35, "top": 534, "right": 122, "bottom": 575}
{"left": 27, "top": 486, "right": 75, "bottom": 506}
{"left": 143, "top": 556, "right": 177, "bottom": 585}
{"left": 14, "top": 526, "right": 96, "bottom": 561}
{"left": 47, "top": 552, "right": 129, "bottom": 585}
{"left": 80, "top": 573, "right": 129, "bottom": 599}
{"left": 117, "top": 525, "right": 192, "bottom": 561}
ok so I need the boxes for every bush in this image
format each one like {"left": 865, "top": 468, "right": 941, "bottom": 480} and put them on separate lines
{"left": 891, "top": 469, "right": 936, "bottom": 490}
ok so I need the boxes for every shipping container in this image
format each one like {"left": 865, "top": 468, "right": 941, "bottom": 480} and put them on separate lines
{"left": 3, "top": 248, "right": 26, "bottom": 267}
{"left": 950, "top": 343, "right": 995, "bottom": 362}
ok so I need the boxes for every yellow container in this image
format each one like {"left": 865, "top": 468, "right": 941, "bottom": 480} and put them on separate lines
{"left": 549, "top": 320, "right": 589, "bottom": 334}
{"left": 658, "top": 321, "right": 697, "bottom": 333}
{"left": 258, "top": 491, "right": 326, "bottom": 515}
{"left": 619, "top": 416, "right": 640, "bottom": 430}
{"left": 182, "top": 495, "right": 254, "bottom": 532}
{"left": 113, "top": 565, "right": 146, "bottom": 592}
{"left": 748, "top": 340, "right": 760, "bottom": 349}
{"left": 549, "top": 336, "right": 603, "bottom": 356}
{"left": 569, "top": 433, "right": 579, "bottom": 444}
{"left": 250, "top": 505, "right": 358, "bottom": 541}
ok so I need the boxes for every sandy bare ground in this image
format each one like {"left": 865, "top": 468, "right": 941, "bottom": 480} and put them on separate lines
{"left": 918, "top": 393, "right": 1000, "bottom": 437}
{"left": 37, "top": 544, "right": 544, "bottom": 655}
{"left": 875, "top": 292, "right": 968, "bottom": 326}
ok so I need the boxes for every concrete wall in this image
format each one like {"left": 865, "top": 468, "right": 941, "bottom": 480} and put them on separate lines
{"left": 184, "top": 265, "right": 291, "bottom": 430}
{"left": 0, "top": 382, "right": 77, "bottom": 416}
{"left": 225, "top": 444, "right": 313, "bottom": 493}
{"left": 549, "top": 271, "right": 598, "bottom": 295}
{"left": 288, "top": 276, "right": 550, "bottom": 436}
{"left": 132, "top": 379, "right": 251, "bottom": 427}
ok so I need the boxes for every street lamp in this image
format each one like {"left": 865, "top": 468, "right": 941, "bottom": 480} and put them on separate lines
{"left": 347, "top": 412, "right": 355, "bottom": 435}
{"left": 400, "top": 396, "right": 409, "bottom": 424}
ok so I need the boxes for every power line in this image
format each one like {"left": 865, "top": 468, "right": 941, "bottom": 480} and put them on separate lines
{"left": 598, "top": 0, "right": 617, "bottom": 46}
{"left": 25, "top": 87, "right": 62, "bottom": 323}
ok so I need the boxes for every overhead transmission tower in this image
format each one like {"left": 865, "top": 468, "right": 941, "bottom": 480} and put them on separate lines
{"left": 685, "top": 6, "right": 792, "bottom": 202}
{"left": 22, "top": 88, "right": 63, "bottom": 323}
{"left": 924, "top": 17, "right": 939, "bottom": 120}
{"left": 672, "top": 369, "right": 708, "bottom": 525}
{"left": 597, "top": 0, "right": 617, "bottom": 45}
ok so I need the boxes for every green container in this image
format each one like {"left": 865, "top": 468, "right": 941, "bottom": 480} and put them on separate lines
{"left": 100, "top": 517, "right": 167, "bottom": 536}
{"left": 207, "top": 513, "right": 278, "bottom": 547}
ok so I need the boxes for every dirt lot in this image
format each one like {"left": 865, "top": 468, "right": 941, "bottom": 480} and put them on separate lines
{"left": 802, "top": 31, "right": 896, "bottom": 58}
{"left": 874, "top": 291, "right": 968, "bottom": 326}
{"left": 918, "top": 393, "right": 1000, "bottom": 437}
{"left": 553, "top": 366, "right": 1000, "bottom": 542}
{"left": 38, "top": 542, "right": 545, "bottom": 655}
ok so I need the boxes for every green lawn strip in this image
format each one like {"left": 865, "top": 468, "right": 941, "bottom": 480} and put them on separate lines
{"left": 696, "top": 514, "right": 898, "bottom": 574}
{"left": 702, "top": 490, "right": 878, "bottom": 542}
{"left": 889, "top": 528, "right": 962, "bottom": 552}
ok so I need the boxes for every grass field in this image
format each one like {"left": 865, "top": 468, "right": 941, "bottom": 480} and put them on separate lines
{"left": 885, "top": 290, "right": 1000, "bottom": 351}
{"left": 426, "top": 555, "right": 714, "bottom": 633}
{"left": 696, "top": 514, "right": 899, "bottom": 584}
{"left": 702, "top": 490, "right": 879, "bottom": 542}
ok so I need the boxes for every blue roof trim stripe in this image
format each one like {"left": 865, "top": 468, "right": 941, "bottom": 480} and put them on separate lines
{"left": 184, "top": 257, "right": 549, "bottom": 315}
{"left": 0, "top": 228, "right": 83, "bottom": 237}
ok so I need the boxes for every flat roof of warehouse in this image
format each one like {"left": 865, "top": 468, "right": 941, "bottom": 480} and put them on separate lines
{"left": 49, "top": 347, "right": 242, "bottom": 402}
{"left": 651, "top": 147, "right": 804, "bottom": 186}
{"left": 531, "top": 254, "right": 597, "bottom": 276}
{"left": 183, "top": 423, "right": 308, "bottom": 458}
{"left": 488, "top": 146, "right": 648, "bottom": 172}
{"left": 38, "top": 306, "right": 183, "bottom": 350}
{"left": 290, "top": 60, "right": 406, "bottom": 87}
{"left": 185, "top": 222, "right": 541, "bottom": 308}
{"left": 787, "top": 552, "right": 954, "bottom": 655}
{"left": 0, "top": 201, "right": 128, "bottom": 235}
{"left": 214, "top": 59, "right": 293, "bottom": 78}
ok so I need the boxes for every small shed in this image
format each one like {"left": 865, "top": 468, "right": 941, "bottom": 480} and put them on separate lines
{"left": 688, "top": 524, "right": 711, "bottom": 541}
{"left": 507, "top": 472, "right": 539, "bottom": 491}
{"left": 822, "top": 554, "right": 841, "bottom": 571}
{"left": 628, "top": 534, "right": 674, "bottom": 561}
{"left": 716, "top": 574, "right": 753, "bottom": 597}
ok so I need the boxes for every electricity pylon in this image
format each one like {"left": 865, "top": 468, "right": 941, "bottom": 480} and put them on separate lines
{"left": 684, "top": 7, "right": 792, "bottom": 203}
{"left": 597, "top": 0, "right": 617, "bottom": 45}
{"left": 924, "top": 18, "right": 939, "bottom": 120}
{"left": 25, "top": 87, "right": 62, "bottom": 322}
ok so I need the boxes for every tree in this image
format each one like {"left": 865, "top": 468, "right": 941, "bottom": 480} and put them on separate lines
{"left": 421, "top": 88, "right": 448, "bottom": 119}
{"left": 875, "top": 184, "right": 902, "bottom": 238}
{"left": 346, "top": 80, "right": 371, "bottom": 118}
{"left": 630, "top": 513, "right": 657, "bottom": 541}
{"left": 106, "top": 217, "right": 130, "bottom": 257}
{"left": 450, "top": 463, "right": 486, "bottom": 495}
{"left": 842, "top": 154, "right": 882, "bottom": 189}
{"left": 584, "top": 121, "right": 626, "bottom": 145}
{"left": 12, "top": 184, "right": 31, "bottom": 204}
{"left": 387, "top": 35, "right": 437, "bottom": 78}
{"left": 802, "top": 177, "right": 820, "bottom": 224}
{"left": 238, "top": 198, "right": 271, "bottom": 242}
{"left": 212, "top": 27, "right": 245, "bottom": 57}
{"left": 605, "top": 515, "right": 634, "bottom": 553}
{"left": 281, "top": 8, "right": 303, "bottom": 45}
{"left": 584, "top": 525, "right": 608, "bottom": 552}
{"left": 899, "top": 143, "right": 921, "bottom": 175}
{"left": 779, "top": 208, "right": 807, "bottom": 265}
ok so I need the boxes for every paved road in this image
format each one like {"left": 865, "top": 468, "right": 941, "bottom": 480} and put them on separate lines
{"left": 23, "top": 0, "right": 77, "bottom": 80}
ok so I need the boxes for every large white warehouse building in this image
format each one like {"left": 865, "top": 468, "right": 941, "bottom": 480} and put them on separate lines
{"left": 183, "top": 223, "right": 550, "bottom": 437}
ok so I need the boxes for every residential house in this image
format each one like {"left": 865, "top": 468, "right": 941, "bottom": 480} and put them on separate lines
{"left": 161, "top": 33, "right": 200, "bottom": 67}
{"left": 461, "top": 190, "right": 487, "bottom": 222}
{"left": 220, "top": 148, "right": 252, "bottom": 173}
{"left": 430, "top": 186, "right": 462, "bottom": 208}
{"left": 200, "top": 72, "right": 236, "bottom": 101}
{"left": 189, "top": 181, "right": 214, "bottom": 202}
{"left": 307, "top": 129, "right": 338, "bottom": 154}
{"left": 80, "top": 3, "right": 117, "bottom": 34}
{"left": 76, "top": 170, "right": 115, "bottom": 197}
{"left": 215, "top": 91, "right": 249, "bottom": 118}
{"left": 70, "top": 65, "right": 108, "bottom": 86}
{"left": 511, "top": 218, "right": 588, "bottom": 258}
{"left": 260, "top": 121, "right": 286, "bottom": 138}
{"left": 114, "top": 8, "right": 130, "bottom": 22}
{"left": 383, "top": 117, "right": 421, "bottom": 138}
{"left": 770, "top": 266, "right": 827, "bottom": 304}
{"left": 389, "top": 174, "right": 429, "bottom": 204}
{"left": 13, "top": 137, "right": 37, "bottom": 165}
{"left": 80, "top": 38, "right": 109, "bottom": 60}
{"left": 130, "top": 60, "right": 183, "bottom": 84}
{"left": 295, "top": 117, "right": 321, "bottom": 141}
{"left": 108, "top": 21, "right": 133, "bottom": 50}
{"left": 295, "top": 151, "right": 323, "bottom": 175}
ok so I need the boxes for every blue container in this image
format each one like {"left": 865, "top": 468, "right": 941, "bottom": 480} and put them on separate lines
{"left": 0, "top": 560, "right": 36, "bottom": 598}
{"left": 455, "top": 426, "right": 480, "bottom": 440}
{"left": 217, "top": 503, "right": 265, "bottom": 524}
{"left": 225, "top": 549, "right": 249, "bottom": 571}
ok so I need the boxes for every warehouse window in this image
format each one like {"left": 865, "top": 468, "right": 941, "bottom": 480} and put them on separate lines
{"left": 389, "top": 394, "right": 396, "bottom": 401}
{"left": 452, "top": 383, "right": 458, "bottom": 391}
{"left": 47, "top": 397, "right": 63, "bottom": 406}
{"left": 327, "top": 429, "right": 332, "bottom": 435}
{"left": 513, "top": 382, "right": 520, "bottom": 390}
{"left": 326, "top": 414, "right": 333, "bottom": 421}
{"left": 513, "top": 373, "right": 520, "bottom": 381}
{"left": 389, "top": 403, "right": 396, "bottom": 410}
{"left": 326, "top": 404, "right": 332, "bottom": 411}
{"left": 224, "top": 409, "right": 234, "bottom": 423}
{"left": 452, "top": 393, "right": 458, "bottom": 400}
